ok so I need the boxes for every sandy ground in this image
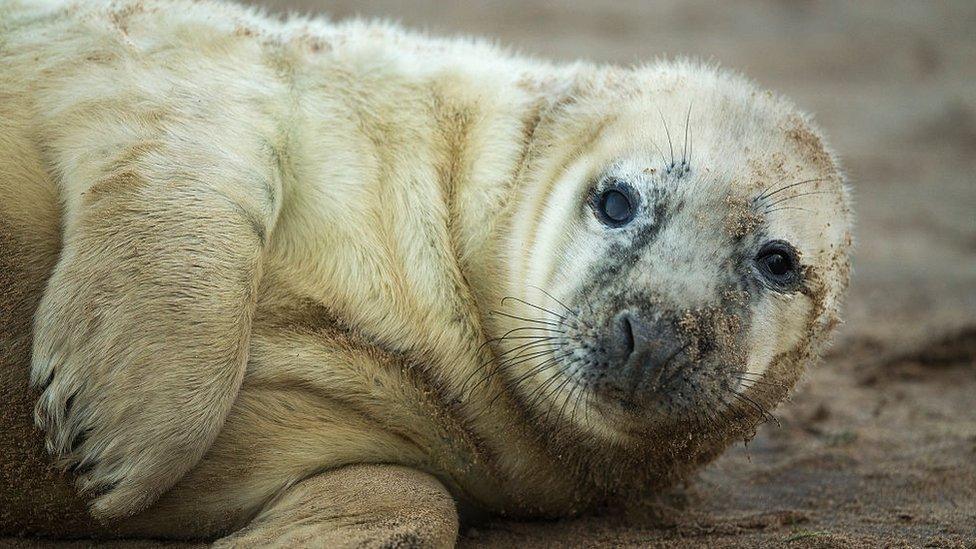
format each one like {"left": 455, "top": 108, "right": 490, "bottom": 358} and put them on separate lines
{"left": 5, "top": 0, "right": 975, "bottom": 547}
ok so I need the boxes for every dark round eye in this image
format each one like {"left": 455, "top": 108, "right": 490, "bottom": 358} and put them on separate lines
{"left": 764, "top": 252, "right": 791, "bottom": 276}
{"left": 596, "top": 187, "right": 635, "bottom": 226}
{"left": 755, "top": 241, "right": 801, "bottom": 288}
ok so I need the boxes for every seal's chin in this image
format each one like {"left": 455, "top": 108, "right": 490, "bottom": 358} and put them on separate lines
{"left": 584, "top": 365, "right": 739, "bottom": 429}
{"left": 532, "top": 343, "right": 773, "bottom": 444}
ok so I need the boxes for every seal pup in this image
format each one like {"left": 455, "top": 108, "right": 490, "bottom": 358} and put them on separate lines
{"left": 0, "top": 0, "right": 853, "bottom": 545}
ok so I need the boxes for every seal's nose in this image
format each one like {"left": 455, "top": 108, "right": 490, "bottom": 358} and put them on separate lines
{"left": 610, "top": 310, "right": 684, "bottom": 378}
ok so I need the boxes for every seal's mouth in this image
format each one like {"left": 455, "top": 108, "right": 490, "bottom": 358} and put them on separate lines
{"left": 543, "top": 294, "right": 767, "bottom": 432}
{"left": 584, "top": 360, "right": 745, "bottom": 428}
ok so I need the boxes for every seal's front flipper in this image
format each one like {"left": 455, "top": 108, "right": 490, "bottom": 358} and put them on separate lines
{"left": 213, "top": 465, "right": 459, "bottom": 548}
{"left": 30, "top": 132, "right": 282, "bottom": 519}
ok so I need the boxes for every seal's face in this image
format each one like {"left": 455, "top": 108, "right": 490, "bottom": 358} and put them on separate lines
{"left": 499, "top": 64, "right": 852, "bottom": 446}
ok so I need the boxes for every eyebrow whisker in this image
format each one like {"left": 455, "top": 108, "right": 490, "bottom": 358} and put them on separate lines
{"left": 682, "top": 101, "right": 692, "bottom": 168}
{"left": 762, "top": 190, "right": 835, "bottom": 208}
{"left": 755, "top": 177, "right": 827, "bottom": 202}
{"left": 657, "top": 106, "right": 675, "bottom": 167}
{"left": 765, "top": 206, "right": 814, "bottom": 214}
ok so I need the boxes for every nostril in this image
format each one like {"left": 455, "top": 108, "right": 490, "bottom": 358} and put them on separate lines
{"left": 619, "top": 312, "right": 636, "bottom": 359}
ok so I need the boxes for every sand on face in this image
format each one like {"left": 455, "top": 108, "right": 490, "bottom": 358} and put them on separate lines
{"left": 5, "top": 0, "right": 974, "bottom": 546}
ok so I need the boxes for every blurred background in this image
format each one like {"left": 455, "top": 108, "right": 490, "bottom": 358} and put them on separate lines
{"left": 237, "top": 1, "right": 976, "bottom": 547}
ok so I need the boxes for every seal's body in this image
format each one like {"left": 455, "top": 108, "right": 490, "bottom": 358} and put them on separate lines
{"left": 0, "top": 0, "right": 853, "bottom": 545}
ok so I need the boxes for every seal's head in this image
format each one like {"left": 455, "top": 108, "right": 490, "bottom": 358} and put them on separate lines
{"left": 494, "top": 61, "right": 852, "bottom": 473}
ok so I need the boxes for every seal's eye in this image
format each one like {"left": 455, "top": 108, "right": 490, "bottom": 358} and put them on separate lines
{"left": 755, "top": 240, "right": 801, "bottom": 289}
{"left": 595, "top": 185, "right": 635, "bottom": 226}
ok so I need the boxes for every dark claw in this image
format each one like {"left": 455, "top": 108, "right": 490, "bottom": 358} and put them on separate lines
{"left": 64, "top": 393, "right": 75, "bottom": 418}
{"left": 71, "top": 456, "right": 95, "bottom": 476}
{"left": 39, "top": 367, "right": 56, "bottom": 389}
{"left": 69, "top": 428, "right": 89, "bottom": 455}
{"left": 79, "top": 475, "right": 117, "bottom": 499}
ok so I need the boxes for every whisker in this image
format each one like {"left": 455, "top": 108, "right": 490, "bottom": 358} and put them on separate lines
{"left": 475, "top": 348, "right": 558, "bottom": 396}
{"left": 657, "top": 106, "right": 675, "bottom": 167}
{"left": 717, "top": 398, "right": 736, "bottom": 425}
{"left": 658, "top": 342, "right": 692, "bottom": 387}
{"left": 492, "top": 338, "right": 559, "bottom": 359}
{"left": 550, "top": 360, "right": 588, "bottom": 424}
{"left": 494, "top": 335, "right": 561, "bottom": 343}
{"left": 462, "top": 338, "right": 557, "bottom": 394}
{"left": 712, "top": 395, "right": 735, "bottom": 426}
{"left": 648, "top": 137, "right": 668, "bottom": 167}
{"left": 493, "top": 325, "right": 563, "bottom": 339}
{"left": 731, "top": 375, "right": 787, "bottom": 389}
{"left": 701, "top": 403, "right": 723, "bottom": 430}
{"left": 765, "top": 206, "right": 814, "bottom": 214}
{"left": 571, "top": 380, "right": 588, "bottom": 425}
{"left": 495, "top": 338, "right": 559, "bottom": 359}
{"left": 761, "top": 190, "right": 835, "bottom": 209}
{"left": 731, "top": 371, "right": 776, "bottom": 380}
{"left": 475, "top": 325, "right": 562, "bottom": 354}
{"left": 529, "top": 284, "right": 592, "bottom": 328}
{"left": 489, "top": 310, "right": 560, "bottom": 327}
{"left": 501, "top": 296, "right": 570, "bottom": 323}
{"left": 542, "top": 373, "right": 577, "bottom": 425}
{"left": 530, "top": 373, "right": 570, "bottom": 419}
{"left": 521, "top": 357, "right": 578, "bottom": 410}
{"left": 583, "top": 383, "right": 592, "bottom": 425}
{"left": 755, "top": 177, "right": 827, "bottom": 202}
{"left": 471, "top": 347, "right": 559, "bottom": 395}
{"left": 562, "top": 383, "right": 582, "bottom": 428}
{"left": 492, "top": 355, "right": 573, "bottom": 409}
{"left": 504, "top": 351, "right": 572, "bottom": 389}
{"left": 682, "top": 101, "right": 692, "bottom": 167}
{"left": 553, "top": 377, "right": 585, "bottom": 427}
{"left": 730, "top": 390, "right": 780, "bottom": 427}
{"left": 497, "top": 345, "right": 558, "bottom": 366}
